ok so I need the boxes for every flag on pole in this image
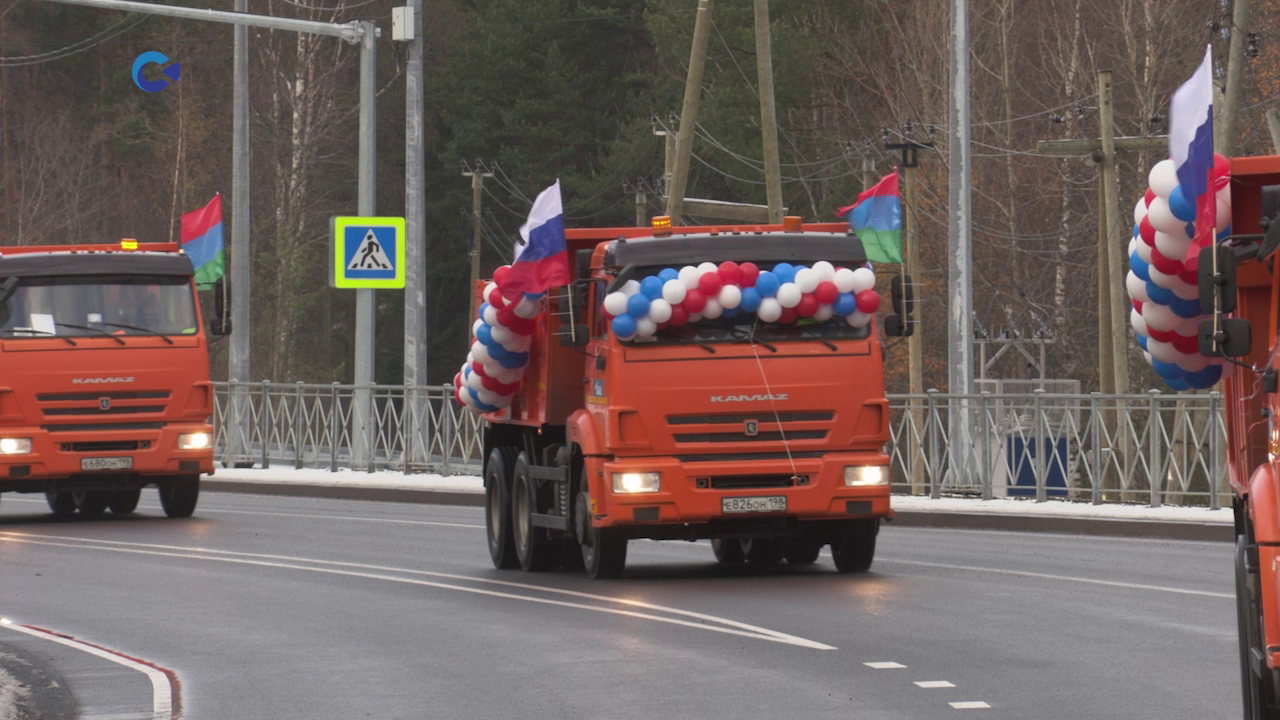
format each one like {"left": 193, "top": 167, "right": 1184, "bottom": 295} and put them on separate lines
{"left": 1170, "top": 45, "right": 1216, "bottom": 262}
{"left": 505, "top": 180, "right": 570, "bottom": 296}
{"left": 836, "top": 170, "right": 902, "bottom": 263}
{"left": 180, "top": 193, "right": 225, "bottom": 290}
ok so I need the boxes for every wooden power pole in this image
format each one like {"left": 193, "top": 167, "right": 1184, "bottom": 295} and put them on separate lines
{"left": 462, "top": 166, "right": 492, "bottom": 323}
{"left": 753, "top": 0, "right": 783, "bottom": 223}
{"left": 1220, "top": 0, "right": 1251, "bottom": 156}
{"left": 666, "top": 0, "right": 714, "bottom": 224}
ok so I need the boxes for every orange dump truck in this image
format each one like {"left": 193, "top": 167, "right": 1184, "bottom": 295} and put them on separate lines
{"left": 0, "top": 242, "right": 223, "bottom": 519}
{"left": 479, "top": 218, "right": 911, "bottom": 578}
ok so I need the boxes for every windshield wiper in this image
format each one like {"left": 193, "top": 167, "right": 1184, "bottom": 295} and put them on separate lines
{"left": 56, "top": 322, "right": 126, "bottom": 345}
{"left": 0, "top": 328, "right": 77, "bottom": 346}
{"left": 98, "top": 322, "right": 175, "bottom": 344}
{"left": 692, "top": 339, "right": 716, "bottom": 354}
{"left": 726, "top": 325, "right": 776, "bottom": 352}
{"left": 813, "top": 335, "right": 837, "bottom": 351}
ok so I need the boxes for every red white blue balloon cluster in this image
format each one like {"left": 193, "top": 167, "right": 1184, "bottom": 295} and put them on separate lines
{"left": 1127, "top": 155, "right": 1231, "bottom": 391}
{"left": 453, "top": 264, "right": 543, "bottom": 414}
{"left": 602, "top": 261, "right": 879, "bottom": 340}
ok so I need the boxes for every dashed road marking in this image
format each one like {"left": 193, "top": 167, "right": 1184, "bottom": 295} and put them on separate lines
{"left": 864, "top": 661, "right": 906, "bottom": 669}
{"left": 949, "top": 701, "right": 991, "bottom": 709}
{"left": 914, "top": 681, "right": 956, "bottom": 688}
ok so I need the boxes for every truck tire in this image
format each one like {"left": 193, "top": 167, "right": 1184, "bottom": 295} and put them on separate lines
{"left": 485, "top": 447, "right": 519, "bottom": 569}
{"left": 577, "top": 492, "right": 626, "bottom": 579}
{"left": 72, "top": 491, "right": 110, "bottom": 518}
{"left": 711, "top": 538, "right": 745, "bottom": 564}
{"left": 45, "top": 491, "right": 76, "bottom": 518}
{"left": 512, "top": 452, "right": 556, "bottom": 571}
{"left": 108, "top": 489, "right": 141, "bottom": 514}
{"left": 743, "top": 538, "right": 784, "bottom": 565}
{"left": 831, "top": 518, "right": 878, "bottom": 573}
{"left": 784, "top": 540, "right": 823, "bottom": 566}
{"left": 158, "top": 475, "right": 199, "bottom": 518}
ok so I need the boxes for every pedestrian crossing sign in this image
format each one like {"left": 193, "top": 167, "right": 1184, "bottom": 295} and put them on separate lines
{"left": 330, "top": 216, "right": 406, "bottom": 289}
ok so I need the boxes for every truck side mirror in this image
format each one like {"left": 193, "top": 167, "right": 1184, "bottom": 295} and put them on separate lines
{"left": 209, "top": 279, "right": 232, "bottom": 336}
{"left": 1258, "top": 185, "right": 1280, "bottom": 261}
{"left": 605, "top": 263, "right": 636, "bottom": 295}
{"left": 884, "top": 274, "right": 914, "bottom": 338}
{"left": 1199, "top": 317, "right": 1251, "bottom": 358}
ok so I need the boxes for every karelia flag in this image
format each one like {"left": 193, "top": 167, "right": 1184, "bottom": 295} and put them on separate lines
{"left": 836, "top": 170, "right": 902, "bottom": 263}
{"left": 180, "top": 193, "right": 225, "bottom": 290}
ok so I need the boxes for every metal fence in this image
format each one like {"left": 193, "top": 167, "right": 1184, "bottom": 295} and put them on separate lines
{"left": 212, "top": 382, "right": 1229, "bottom": 507}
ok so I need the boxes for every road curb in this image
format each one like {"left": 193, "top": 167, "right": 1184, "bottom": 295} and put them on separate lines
{"left": 202, "top": 481, "right": 1234, "bottom": 542}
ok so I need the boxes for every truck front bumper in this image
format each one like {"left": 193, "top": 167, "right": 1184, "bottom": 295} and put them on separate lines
{"left": 0, "top": 421, "right": 215, "bottom": 491}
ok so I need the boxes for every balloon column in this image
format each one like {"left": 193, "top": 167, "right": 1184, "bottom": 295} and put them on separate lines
{"left": 1127, "top": 155, "right": 1231, "bottom": 390}
{"left": 600, "top": 261, "right": 879, "bottom": 339}
{"left": 453, "top": 264, "right": 543, "bottom": 414}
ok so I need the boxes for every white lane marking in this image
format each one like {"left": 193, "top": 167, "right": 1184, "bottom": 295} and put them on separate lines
{"left": 0, "top": 533, "right": 833, "bottom": 651}
{"left": 864, "top": 661, "right": 906, "bottom": 669}
{"left": 0, "top": 619, "right": 174, "bottom": 719}
{"left": 915, "top": 681, "right": 956, "bottom": 688}
{"left": 949, "top": 701, "right": 991, "bottom": 709}
{"left": 878, "top": 557, "right": 1232, "bottom": 599}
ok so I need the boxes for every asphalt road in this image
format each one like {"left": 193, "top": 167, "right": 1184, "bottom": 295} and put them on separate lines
{"left": 0, "top": 490, "right": 1237, "bottom": 719}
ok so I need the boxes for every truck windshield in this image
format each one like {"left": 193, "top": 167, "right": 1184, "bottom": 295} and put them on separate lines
{"left": 0, "top": 275, "right": 197, "bottom": 339}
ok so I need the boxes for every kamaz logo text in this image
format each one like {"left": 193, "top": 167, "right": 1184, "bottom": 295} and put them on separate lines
{"left": 71, "top": 377, "right": 135, "bottom": 384}
{"left": 710, "top": 393, "right": 787, "bottom": 403}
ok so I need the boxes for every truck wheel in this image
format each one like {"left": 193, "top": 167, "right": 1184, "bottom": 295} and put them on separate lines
{"left": 784, "top": 540, "right": 822, "bottom": 566}
{"left": 45, "top": 492, "right": 76, "bottom": 518}
{"left": 158, "top": 475, "right": 199, "bottom": 518}
{"left": 711, "top": 538, "right": 745, "bottom": 564}
{"left": 512, "top": 452, "right": 556, "bottom": 572}
{"left": 485, "top": 447, "right": 519, "bottom": 569}
{"left": 577, "top": 492, "right": 626, "bottom": 579}
{"left": 743, "top": 538, "right": 784, "bottom": 565}
{"left": 108, "top": 489, "right": 141, "bottom": 514}
{"left": 831, "top": 518, "right": 879, "bottom": 573}
{"left": 72, "top": 491, "right": 110, "bottom": 518}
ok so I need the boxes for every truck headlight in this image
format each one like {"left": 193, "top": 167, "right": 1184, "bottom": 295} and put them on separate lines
{"left": 0, "top": 438, "right": 31, "bottom": 455}
{"left": 612, "top": 472, "right": 660, "bottom": 494}
{"left": 844, "top": 465, "right": 887, "bottom": 486}
{"left": 178, "top": 432, "right": 211, "bottom": 450}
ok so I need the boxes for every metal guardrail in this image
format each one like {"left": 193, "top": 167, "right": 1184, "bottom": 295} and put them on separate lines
{"left": 213, "top": 383, "right": 1228, "bottom": 507}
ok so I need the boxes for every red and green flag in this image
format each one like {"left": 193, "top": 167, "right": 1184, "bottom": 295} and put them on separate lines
{"left": 836, "top": 170, "right": 902, "bottom": 263}
{"left": 180, "top": 193, "right": 225, "bottom": 290}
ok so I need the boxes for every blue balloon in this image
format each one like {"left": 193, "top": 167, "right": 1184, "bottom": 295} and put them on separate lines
{"left": 641, "top": 276, "right": 665, "bottom": 299}
{"left": 468, "top": 387, "right": 499, "bottom": 413}
{"left": 627, "top": 293, "right": 651, "bottom": 317}
{"left": 463, "top": 365, "right": 472, "bottom": 379}
{"left": 740, "top": 286, "right": 762, "bottom": 313}
{"left": 1185, "top": 364, "right": 1224, "bottom": 389}
{"left": 1133, "top": 223, "right": 1141, "bottom": 238}
{"left": 833, "top": 292, "right": 858, "bottom": 316}
{"left": 658, "top": 268, "right": 679, "bottom": 283}
{"left": 478, "top": 302, "right": 490, "bottom": 320}
{"left": 476, "top": 323, "right": 500, "bottom": 348}
{"left": 612, "top": 314, "right": 637, "bottom": 338}
{"left": 1136, "top": 334, "right": 1149, "bottom": 351}
{"left": 1170, "top": 295, "right": 1201, "bottom": 319}
{"left": 1145, "top": 281, "right": 1175, "bottom": 305}
{"left": 524, "top": 291, "right": 545, "bottom": 300}
{"left": 773, "top": 263, "right": 796, "bottom": 283}
{"left": 1152, "top": 359, "right": 1185, "bottom": 381}
{"left": 1131, "top": 252, "right": 1151, "bottom": 282}
{"left": 1218, "top": 224, "right": 1233, "bottom": 241}
{"left": 722, "top": 306, "right": 741, "bottom": 319}
{"left": 1168, "top": 185, "right": 1196, "bottom": 222}
{"left": 755, "top": 271, "right": 781, "bottom": 297}
{"left": 497, "top": 350, "right": 528, "bottom": 370}
{"left": 486, "top": 343, "right": 510, "bottom": 364}
{"left": 1164, "top": 376, "right": 1191, "bottom": 392}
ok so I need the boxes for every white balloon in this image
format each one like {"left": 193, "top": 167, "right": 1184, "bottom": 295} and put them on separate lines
{"left": 687, "top": 312, "right": 704, "bottom": 323}
{"left": 491, "top": 393, "right": 515, "bottom": 409}
{"left": 679, "top": 266, "right": 701, "bottom": 289}
{"left": 490, "top": 323, "right": 514, "bottom": 345}
{"left": 1147, "top": 196, "right": 1184, "bottom": 235}
{"left": 472, "top": 319, "right": 485, "bottom": 338}
{"left": 1175, "top": 352, "right": 1210, "bottom": 373}
{"left": 1135, "top": 240, "right": 1153, "bottom": 264}
{"left": 471, "top": 341, "right": 492, "bottom": 365}
{"left": 459, "top": 390, "right": 477, "bottom": 409}
{"left": 794, "top": 268, "right": 819, "bottom": 293}
{"left": 514, "top": 295, "right": 542, "bottom": 319}
{"left": 636, "top": 317, "right": 658, "bottom": 338}
{"left": 1171, "top": 280, "right": 1199, "bottom": 301}
{"left": 777, "top": 283, "right": 802, "bottom": 308}
{"left": 476, "top": 388, "right": 500, "bottom": 407}
{"left": 1126, "top": 271, "right": 1150, "bottom": 303}
{"left": 1149, "top": 159, "right": 1179, "bottom": 199}
{"left": 1217, "top": 197, "right": 1232, "bottom": 232}
{"left": 1130, "top": 308, "right": 1148, "bottom": 336}
{"left": 757, "top": 298, "right": 782, "bottom": 323}
{"left": 1154, "top": 231, "right": 1191, "bottom": 261}
{"left": 622, "top": 279, "right": 642, "bottom": 296}
{"left": 466, "top": 351, "right": 475, "bottom": 367}
{"left": 483, "top": 305, "right": 499, "bottom": 327}
{"left": 718, "top": 285, "right": 742, "bottom": 310}
{"left": 1142, "top": 301, "right": 1180, "bottom": 333}
{"left": 814, "top": 304, "right": 834, "bottom": 321}
{"left": 1147, "top": 265, "right": 1178, "bottom": 289}
{"left": 484, "top": 361, "right": 525, "bottom": 384}
{"left": 662, "top": 279, "right": 687, "bottom": 305}
{"left": 603, "top": 291, "right": 629, "bottom": 317}
{"left": 1143, "top": 350, "right": 1154, "bottom": 365}
{"left": 501, "top": 333, "right": 532, "bottom": 354}
{"left": 483, "top": 282, "right": 501, "bottom": 306}
{"left": 848, "top": 311, "right": 872, "bottom": 328}
{"left": 833, "top": 268, "right": 858, "bottom": 294}
{"left": 1133, "top": 197, "right": 1148, "bottom": 225}
{"left": 648, "top": 298, "right": 673, "bottom": 323}
{"left": 702, "top": 298, "right": 723, "bottom": 319}
{"left": 812, "top": 261, "right": 836, "bottom": 281}
{"left": 697, "top": 262, "right": 718, "bottom": 275}
{"left": 1129, "top": 238, "right": 1138, "bottom": 257}
{"left": 851, "top": 267, "right": 876, "bottom": 293}
{"left": 1147, "top": 338, "right": 1177, "bottom": 364}
{"left": 467, "top": 370, "right": 486, "bottom": 392}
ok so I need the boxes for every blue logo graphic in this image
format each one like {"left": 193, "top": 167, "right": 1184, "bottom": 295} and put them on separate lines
{"left": 132, "top": 51, "right": 181, "bottom": 92}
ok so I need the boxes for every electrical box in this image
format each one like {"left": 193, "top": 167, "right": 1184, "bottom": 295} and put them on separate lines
{"left": 391, "top": 7, "right": 414, "bottom": 41}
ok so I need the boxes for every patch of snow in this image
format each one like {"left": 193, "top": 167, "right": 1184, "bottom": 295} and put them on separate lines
{"left": 210, "top": 467, "right": 483, "bottom": 494}
{"left": 0, "top": 664, "right": 29, "bottom": 720}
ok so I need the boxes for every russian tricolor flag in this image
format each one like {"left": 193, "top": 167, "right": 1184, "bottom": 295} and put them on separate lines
{"left": 1170, "top": 46, "right": 1216, "bottom": 262}
{"left": 180, "top": 193, "right": 225, "bottom": 290}
{"left": 504, "top": 180, "right": 570, "bottom": 297}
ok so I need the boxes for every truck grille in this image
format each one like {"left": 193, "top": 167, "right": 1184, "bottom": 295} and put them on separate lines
{"left": 36, "top": 391, "right": 170, "bottom": 419}
{"left": 666, "top": 411, "right": 833, "bottom": 446}
{"left": 707, "top": 475, "right": 804, "bottom": 490}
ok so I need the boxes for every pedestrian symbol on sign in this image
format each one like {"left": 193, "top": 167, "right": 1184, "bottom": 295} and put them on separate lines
{"left": 348, "top": 229, "right": 392, "bottom": 270}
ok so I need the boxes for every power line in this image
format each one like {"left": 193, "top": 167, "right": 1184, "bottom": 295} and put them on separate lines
{"left": 0, "top": 13, "right": 149, "bottom": 67}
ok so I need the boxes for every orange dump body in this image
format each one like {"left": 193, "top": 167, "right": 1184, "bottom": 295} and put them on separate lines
{"left": 0, "top": 242, "right": 215, "bottom": 494}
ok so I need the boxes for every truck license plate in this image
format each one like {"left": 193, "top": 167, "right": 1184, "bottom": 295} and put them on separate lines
{"left": 81, "top": 457, "right": 132, "bottom": 472}
{"left": 721, "top": 495, "right": 787, "bottom": 514}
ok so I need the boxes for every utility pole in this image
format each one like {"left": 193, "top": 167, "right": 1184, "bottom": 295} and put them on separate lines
{"left": 861, "top": 157, "right": 874, "bottom": 192}
{"left": 1097, "top": 70, "right": 1129, "bottom": 396}
{"left": 1267, "top": 109, "right": 1280, "bottom": 154}
{"left": 230, "top": 0, "right": 250, "bottom": 467}
{"left": 625, "top": 179, "right": 648, "bottom": 227}
{"left": 947, "top": 0, "right": 974, "bottom": 485}
{"left": 665, "top": 0, "right": 713, "bottom": 223}
{"left": 462, "top": 165, "right": 492, "bottom": 324}
{"left": 753, "top": 0, "right": 783, "bottom": 224}
{"left": 400, "top": 0, "right": 427, "bottom": 469}
{"left": 1096, "top": 180, "right": 1115, "bottom": 395}
{"left": 1220, "top": 0, "right": 1251, "bottom": 155}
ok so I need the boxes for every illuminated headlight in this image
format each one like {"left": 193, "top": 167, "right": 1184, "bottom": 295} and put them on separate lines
{"left": 0, "top": 438, "right": 31, "bottom": 455}
{"left": 178, "top": 432, "right": 211, "bottom": 450}
{"left": 612, "top": 472, "right": 660, "bottom": 494}
{"left": 844, "top": 465, "right": 887, "bottom": 486}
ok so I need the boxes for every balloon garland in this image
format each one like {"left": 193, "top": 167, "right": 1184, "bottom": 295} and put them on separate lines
{"left": 602, "top": 261, "right": 878, "bottom": 340}
{"left": 1127, "top": 155, "right": 1231, "bottom": 391}
{"left": 453, "top": 264, "right": 543, "bottom": 414}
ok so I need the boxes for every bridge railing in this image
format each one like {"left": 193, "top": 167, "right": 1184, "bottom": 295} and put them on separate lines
{"left": 213, "top": 383, "right": 1227, "bottom": 507}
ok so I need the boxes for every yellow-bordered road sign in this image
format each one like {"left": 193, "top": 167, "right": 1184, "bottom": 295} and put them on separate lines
{"left": 330, "top": 216, "right": 406, "bottom": 289}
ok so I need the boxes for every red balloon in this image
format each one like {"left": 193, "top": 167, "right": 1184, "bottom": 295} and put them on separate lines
{"left": 683, "top": 288, "right": 707, "bottom": 313}
{"left": 506, "top": 315, "right": 537, "bottom": 336}
{"left": 698, "top": 271, "right": 724, "bottom": 296}
{"left": 740, "top": 262, "right": 760, "bottom": 287}
{"left": 480, "top": 373, "right": 520, "bottom": 395}
{"left": 856, "top": 289, "right": 880, "bottom": 314}
{"left": 1144, "top": 188, "right": 1156, "bottom": 207}
{"left": 454, "top": 386, "right": 466, "bottom": 406}
{"left": 496, "top": 306, "right": 518, "bottom": 328}
{"left": 472, "top": 362, "right": 490, "bottom": 379}
{"left": 1149, "top": 248, "right": 1183, "bottom": 275}
{"left": 669, "top": 304, "right": 689, "bottom": 326}
{"left": 1179, "top": 268, "right": 1198, "bottom": 286}
{"left": 1132, "top": 300, "right": 1143, "bottom": 313}
{"left": 493, "top": 265, "right": 511, "bottom": 288}
{"left": 718, "top": 261, "right": 742, "bottom": 287}
{"left": 814, "top": 281, "right": 839, "bottom": 304}
{"left": 778, "top": 307, "right": 798, "bottom": 324}
{"left": 1172, "top": 333, "right": 1199, "bottom": 354}
{"left": 1139, "top": 216, "right": 1156, "bottom": 246}
{"left": 453, "top": 372, "right": 463, "bottom": 388}
{"left": 488, "top": 287, "right": 507, "bottom": 308}
{"left": 1213, "top": 153, "right": 1231, "bottom": 179}
{"left": 1147, "top": 326, "right": 1176, "bottom": 343}
{"left": 797, "top": 294, "right": 819, "bottom": 317}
